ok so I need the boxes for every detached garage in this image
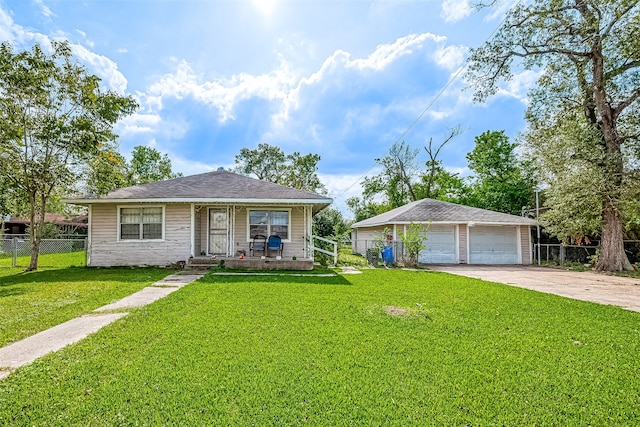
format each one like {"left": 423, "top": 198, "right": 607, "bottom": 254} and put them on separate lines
{"left": 351, "top": 199, "right": 537, "bottom": 265}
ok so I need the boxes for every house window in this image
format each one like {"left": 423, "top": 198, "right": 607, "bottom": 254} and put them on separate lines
{"left": 248, "top": 210, "right": 289, "bottom": 240}
{"left": 119, "top": 207, "right": 163, "bottom": 240}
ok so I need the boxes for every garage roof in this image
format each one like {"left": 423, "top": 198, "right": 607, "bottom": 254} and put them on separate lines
{"left": 351, "top": 198, "right": 538, "bottom": 228}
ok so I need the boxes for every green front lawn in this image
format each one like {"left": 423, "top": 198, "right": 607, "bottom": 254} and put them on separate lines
{"left": 0, "top": 259, "right": 171, "bottom": 347}
{"left": 1, "top": 270, "right": 639, "bottom": 425}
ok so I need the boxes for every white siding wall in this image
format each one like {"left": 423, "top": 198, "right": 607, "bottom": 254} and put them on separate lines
{"left": 89, "top": 203, "right": 191, "bottom": 267}
{"left": 520, "top": 225, "right": 532, "bottom": 265}
{"left": 351, "top": 226, "right": 388, "bottom": 255}
{"left": 232, "top": 206, "right": 307, "bottom": 258}
{"left": 458, "top": 224, "right": 468, "bottom": 264}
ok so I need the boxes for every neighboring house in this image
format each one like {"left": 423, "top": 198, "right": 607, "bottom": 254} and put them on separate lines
{"left": 1, "top": 214, "right": 88, "bottom": 237}
{"left": 63, "top": 170, "right": 332, "bottom": 267}
{"left": 351, "top": 198, "right": 538, "bottom": 265}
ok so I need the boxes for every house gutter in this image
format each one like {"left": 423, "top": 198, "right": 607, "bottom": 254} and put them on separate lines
{"left": 63, "top": 197, "right": 333, "bottom": 207}
{"left": 351, "top": 220, "right": 538, "bottom": 228}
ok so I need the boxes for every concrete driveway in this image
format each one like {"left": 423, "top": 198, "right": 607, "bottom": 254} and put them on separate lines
{"left": 428, "top": 265, "right": 640, "bottom": 313}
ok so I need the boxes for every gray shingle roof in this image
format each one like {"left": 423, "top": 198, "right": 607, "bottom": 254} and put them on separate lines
{"left": 352, "top": 198, "right": 537, "bottom": 227}
{"left": 67, "top": 170, "right": 332, "bottom": 206}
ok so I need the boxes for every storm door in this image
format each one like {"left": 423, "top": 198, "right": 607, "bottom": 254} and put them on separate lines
{"left": 208, "top": 208, "right": 228, "bottom": 255}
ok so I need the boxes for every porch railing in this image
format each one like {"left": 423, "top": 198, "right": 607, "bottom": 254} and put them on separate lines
{"left": 310, "top": 235, "right": 338, "bottom": 266}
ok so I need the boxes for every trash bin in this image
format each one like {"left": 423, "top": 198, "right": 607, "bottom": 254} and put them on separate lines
{"left": 382, "top": 246, "right": 394, "bottom": 264}
{"left": 366, "top": 248, "right": 379, "bottom": 266}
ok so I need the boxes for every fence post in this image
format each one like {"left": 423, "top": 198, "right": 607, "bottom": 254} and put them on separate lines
{"left": 84, "top": 238, "right": 88, "bottom": 267}
{"left": 12, "top": 237, "right": 17, "bottom": 267}
{"left": 560, "top": 245, "right": 565, "bottom": 266}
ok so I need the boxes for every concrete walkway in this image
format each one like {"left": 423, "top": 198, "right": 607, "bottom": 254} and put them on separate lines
{"left": 429, "top": 265, "right": 640, "bottom": 312}
{"left": 0, "top": 272, "right": 204, "bottom": 380}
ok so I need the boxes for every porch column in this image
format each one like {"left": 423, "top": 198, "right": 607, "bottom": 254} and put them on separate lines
{"left": 303, "top": 206, "right": 307, "bottom": 259}
{"left": 87, "top": 204, "right": 92, "bottom": 266}
{"left": 190, "top": 203, "right": 195, "bottom": 258}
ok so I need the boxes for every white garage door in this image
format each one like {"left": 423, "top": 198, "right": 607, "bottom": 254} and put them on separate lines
{"left": 418, "top": 225, "right": 457, "bottom": 264}
{"left": 469, "top": 226, "right": 519, "bottom": 264}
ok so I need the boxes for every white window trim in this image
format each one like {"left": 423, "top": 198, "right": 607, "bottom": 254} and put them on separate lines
{"left": 246, "top": 208, "right": 292, "bottom": 242}
{"left": 116, "top": 204, "right": 166, "bottom": 242}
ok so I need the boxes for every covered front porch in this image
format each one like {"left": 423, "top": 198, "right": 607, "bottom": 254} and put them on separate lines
{"left": 187, "top": 255, "right": 314, "bottom": 271}
{"left": 189, "top": 204, "right": 315, "bottom": 260}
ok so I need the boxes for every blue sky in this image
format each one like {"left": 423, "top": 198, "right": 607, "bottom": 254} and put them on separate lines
{"left": 0, "top": 0, "right": 537, "bottom": 214}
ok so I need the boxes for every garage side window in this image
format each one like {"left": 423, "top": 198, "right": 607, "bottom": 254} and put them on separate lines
{"left": 120, "top": 207, "right": 163, "bottom": 240}
{"left": 249, "top": 210, "right": 289, "bottom": 240}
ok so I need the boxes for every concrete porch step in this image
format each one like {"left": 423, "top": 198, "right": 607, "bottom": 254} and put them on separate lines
{"left": 185, "top": 256, "right": 220, "bottom": 271}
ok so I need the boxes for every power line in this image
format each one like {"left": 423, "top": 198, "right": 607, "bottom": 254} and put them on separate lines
{"left": 332, "top": 2, "right": 520, "bottom": 203}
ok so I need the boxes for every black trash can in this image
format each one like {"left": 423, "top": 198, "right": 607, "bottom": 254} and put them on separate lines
{"left": 366, "top": 248, "right": 379, "bottom": 266}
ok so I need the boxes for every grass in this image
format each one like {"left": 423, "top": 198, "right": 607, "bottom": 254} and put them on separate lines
{"left": 0, "top": 250, "right": 87, "bottom": 268}
{"left": 1, "top": 269, "right": 640, "bottom": 425}
{"left": 337, "top": 245, "right": 368, "bottom": 266}
{"left": 0, "top": 254, "right": 172, "bottom": 347}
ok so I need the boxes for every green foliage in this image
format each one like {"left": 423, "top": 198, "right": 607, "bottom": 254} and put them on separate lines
{"left": 363, "top": 141, "right": 421, "bottom": 209}
{"left": 0, "top": 41, "right": 137, "bottom": 270}
{"left": 465, "top": 130, "right": 536, "bottom": 215}
{"left": 25, "top": 222, "right": 61, "bottom": 239}
{"left": 349, "top": 131, "right": 468, "bottom": 222}
{"left": 466, "top": 0, "right": 639, "bottom": 271}
{"left": 400, "top": 222, "right": 429, "bottom": 268}
{"left": 127, "top": 145, "right": 183, "bottom": 186}
{"left": 85, "top": 146, "right": 182, "bottom": 195}
{"left": 312, "top": 207, "right": 352, "bottom": 240}
{"left": 234, "top": 143, "right": 326, "bottom": 193}
{"left": 1, "top": 270, "right": 640, "bottom": 424}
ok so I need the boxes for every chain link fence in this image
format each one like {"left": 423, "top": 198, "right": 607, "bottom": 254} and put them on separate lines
{"left": 0, "top": 238, "right": 87, "bottom": 267}
{"left": 535, "top": 241, "right": 640, "bottom": 266}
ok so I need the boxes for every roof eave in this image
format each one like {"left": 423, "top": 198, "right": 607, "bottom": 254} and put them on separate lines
{"left": 352, "top": 220, "right": 538, "bottom": 228}
{"left": 63, "top": 197, "right": 333, "bottom": 206}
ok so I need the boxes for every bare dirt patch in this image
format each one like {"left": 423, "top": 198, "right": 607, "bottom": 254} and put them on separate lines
{"left": 384, "top": 306, "right": 410, "bottom": 316}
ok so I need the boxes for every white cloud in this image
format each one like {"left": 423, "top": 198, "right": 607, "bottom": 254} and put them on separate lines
{"left": 0, "top": 8, "right": 15, "bottom": 42}
{"left": 433, "top": 45, "right": 467, "bottom": 70}
{"left": 0, "top": 7, "right": 127, "bottom": 94}
{"left": 116, "top": 113, "right": 161, "bottom": 136}
{"left": 319, "top": 172, "right": 370, "bottom": 215}
{"left": 70, "top": 43, "right": 128, "bottom": 93}
{"left": 142, "top": 57, "right": 295, "bottom": 124}
{"left": 352, "top": 33, "right": 445, "bottom": 71}
{"left": 34, "top": 0, "right": 54, "bottom": 18}
{"left": 135, "top": 30, "right": 454, "bottom": 150}
{"left": 441, "top": 0, "right": 472, "bottom": 23}
{"left": 495, "top": 69, "right": 543, "bottom": 103}
{"left": 75, "top": 29, "right": 94, "bottom": 48}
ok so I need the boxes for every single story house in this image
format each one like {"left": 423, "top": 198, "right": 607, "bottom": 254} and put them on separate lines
{"left": 351, "top": 198, "right": 538, "bottom": 265}
{"left": 64, "top": 170, "right": 332, "bottom": 267}
{"left": 2, "top": 214, "right": 88, "bottom": 237}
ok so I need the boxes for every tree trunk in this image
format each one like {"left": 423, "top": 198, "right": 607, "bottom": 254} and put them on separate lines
{"left": 26, "top": 191, "right": 44, "bottom": 272}
{"left": 590, "top": 38, "right": 633, "bottom": 272}
{"left": 595, "top": 200, "right": 633, "bottom": 271}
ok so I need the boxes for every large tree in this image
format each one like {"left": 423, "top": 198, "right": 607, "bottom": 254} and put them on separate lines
{"left": 0, "top": 41, "right": 137, "bottom": 270}
{"left": 361, "top": 140, "right": 420, "bottom": 210}
{"left": 85, "top": 145, "right": 182, "bottom": 195}
{"left": 126, "top": 145, "right": 183, "bottom": 186}
{"left": 465, "top": 130, "right": 535, "bottom": 215}
{"left": 234, "top": 143, "right": 326, "bottom": 194}
{"left": 467, "top": 0, "right": 640, "bottom": 271}
{"left": 416, "top": 126, "right": 468, "bottom": 202}
{"left": 350, "top": 130, "right": 467, "bottom": 220}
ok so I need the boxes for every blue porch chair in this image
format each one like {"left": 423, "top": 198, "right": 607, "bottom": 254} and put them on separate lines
{"left": 267, "top": 235, "right": 284, "bottom": 257}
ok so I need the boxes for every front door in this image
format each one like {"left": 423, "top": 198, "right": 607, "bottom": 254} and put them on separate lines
{"left": 208, "top": 208, "right": 228, "bottom": 255}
